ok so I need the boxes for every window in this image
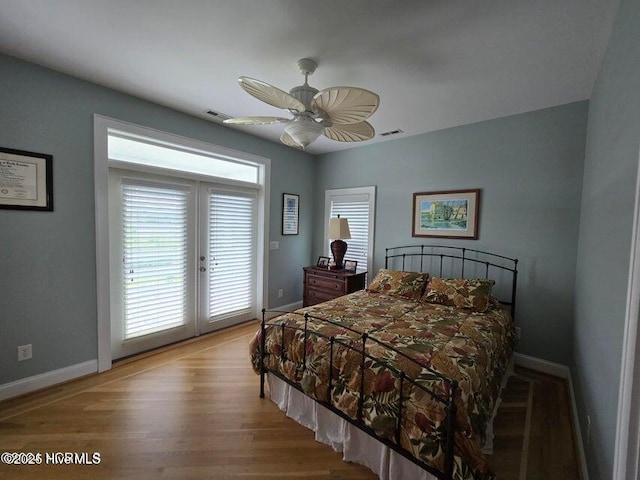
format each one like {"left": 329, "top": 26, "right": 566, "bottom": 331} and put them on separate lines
{"left": 324, "top": 186, "right": 376, "bottom": 275}
{"left": 108, "top": 133, "right": 258, "bottom": 183}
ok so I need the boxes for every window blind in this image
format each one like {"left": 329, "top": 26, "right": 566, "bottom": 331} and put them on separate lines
{"left": 122, "top": 182, "right": 190, "bottom": 339}
{"left": 329, "top": 199, "right": 370, "bottom": 272}
{"left": 208, "top": 190, "right": 256, "bottom": 320}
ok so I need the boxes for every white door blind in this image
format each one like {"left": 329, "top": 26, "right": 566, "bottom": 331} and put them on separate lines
{"left": 208, "top": 190, "right": 257, "bottom": 320}
{"left": 330, "top": 199, "right": 370, "bottom": 272}
{"left": 122, "top": 182, "right": 190, "bottom": 339}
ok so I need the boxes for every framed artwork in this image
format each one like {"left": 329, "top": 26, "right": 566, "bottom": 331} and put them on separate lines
{"left": 316, "top": 256, "right": 330, "bottom": 268}
{"left": 412, "top": 189, "right": 480, "bottom": 239}
{"left": 0, "top": 147, "right": 53, "bottom": 211}
{"left": 343, "top": 259, "right": 358, "bottom": 271}
{"left": 282, "top": 193, "right": 299, "bottom": 235}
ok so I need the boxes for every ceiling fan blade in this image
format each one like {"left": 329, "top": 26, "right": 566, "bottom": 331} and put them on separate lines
{"left": 312, "top": 87, "right": 379, "bottom": 124}
{"left": 223, "top": 116, "right": 288, "bottom": 125}
{"left": 324, "top": 121, "right": 375, "bottom": 142}
{"left": 238, "top": 77, "right": 306, "bottom": 113}
{"left": 280, "top": 131, "right": 300, "bottom": 148}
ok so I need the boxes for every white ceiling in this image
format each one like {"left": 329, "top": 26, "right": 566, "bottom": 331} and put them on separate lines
{"left": 0, "top": 0, "right": 620, "bottom": 155}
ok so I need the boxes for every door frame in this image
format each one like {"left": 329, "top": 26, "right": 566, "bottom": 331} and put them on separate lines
{"left": 613, "top": 151, "right": 640, "bottom": 479}
{"left": 94, "top": 115, "right": 270, "bottom": 371}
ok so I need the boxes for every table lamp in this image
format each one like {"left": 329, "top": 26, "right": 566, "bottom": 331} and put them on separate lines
{"left": 328, "top": 215, "right": 351, "bottom": 269}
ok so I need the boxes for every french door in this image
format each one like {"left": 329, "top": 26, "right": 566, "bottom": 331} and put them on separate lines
{"left": 198, "top": 186, "right": 257, "bottom": 334}
{"left": 109, "top": 170, "right": 257, "bottom": 359}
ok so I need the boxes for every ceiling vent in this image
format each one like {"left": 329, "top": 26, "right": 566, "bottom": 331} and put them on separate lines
{"left": 380, "top": 129, "right": 404, "bottom": 137}
{"left": 204, "top": 109, "right": 232, "bottom": 121}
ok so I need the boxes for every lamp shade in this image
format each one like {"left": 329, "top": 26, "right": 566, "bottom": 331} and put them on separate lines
{"left": 328, "top": 217, "right": 351, "bottom": 240}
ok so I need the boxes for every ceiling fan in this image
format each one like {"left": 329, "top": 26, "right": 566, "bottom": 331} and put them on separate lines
{"left": 223, "top": 58, "right": 380, "bottom": 149}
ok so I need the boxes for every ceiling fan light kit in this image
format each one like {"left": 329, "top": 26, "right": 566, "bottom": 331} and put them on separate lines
{"left": 283, "top": 115, "right": 326, "bottom": 148}
{"left": 224, "top": 58, "right": 379, "bottom": 149}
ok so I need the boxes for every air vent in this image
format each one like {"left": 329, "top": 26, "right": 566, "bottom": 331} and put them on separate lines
{"left": 204, "top": 109, "right": 231, "bottom": 121}
{"left": 380, "top": 129, "right": 404, "bottom": 137}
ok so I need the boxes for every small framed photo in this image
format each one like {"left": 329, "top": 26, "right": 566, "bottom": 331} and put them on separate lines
{"left": 412, "top": 189, "right": 480, "bottom": 239}
{"left": 0, "top": 147, "right": 53, "bottom": 211}
{"left": 282, "top": 193, "right": 299, "bottom": 235}
{"left": 343, "top": 260, "right": 358, "bottom": 271}
{"left": 316, "top": 256, "right": 330, "bottom": 268}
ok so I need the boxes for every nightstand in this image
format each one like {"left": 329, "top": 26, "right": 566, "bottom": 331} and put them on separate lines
{"left": 303, "top": 266, "right": 367, "bottom": 307}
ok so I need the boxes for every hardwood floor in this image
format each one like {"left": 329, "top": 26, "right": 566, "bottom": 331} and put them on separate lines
{"left": 0, "top": 321, "right": 580, "bottom": 479}
{"left": 487, "top": 369, "right": 581, "bottom": 479}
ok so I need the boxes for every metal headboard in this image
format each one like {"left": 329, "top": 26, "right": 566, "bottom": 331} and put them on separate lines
{"left": 385, "top": 245, "right": 518, "bottom": 319}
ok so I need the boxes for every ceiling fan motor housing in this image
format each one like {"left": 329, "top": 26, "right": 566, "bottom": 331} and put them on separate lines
{"left": 289, "top": 84, "right": 318, "bottom": 112}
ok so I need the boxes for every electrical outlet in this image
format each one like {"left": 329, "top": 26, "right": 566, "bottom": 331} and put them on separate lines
{"left": 515, "top": 327, "right": 521, "bottom": 340}
{"left": 277, "top": 288, "right": 284, "bottom": 298}
{"left": 17, "top": 344, "right": 32, "bottom": 362}
{"left": 269, "top": 241, "right": 279, "bottom": 250}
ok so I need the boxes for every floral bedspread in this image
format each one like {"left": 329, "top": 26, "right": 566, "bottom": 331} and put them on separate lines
{"left": 249, "top": 290, "right": 515, "bottom": 480}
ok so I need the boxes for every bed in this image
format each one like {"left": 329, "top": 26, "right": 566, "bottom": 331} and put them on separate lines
{"left": 249, "top": 245, "right": 518, "bottom": 480}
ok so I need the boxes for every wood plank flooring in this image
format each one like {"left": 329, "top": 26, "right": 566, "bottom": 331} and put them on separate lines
{"left": 0, "top": 321, "right": 580, "bottom": 479}
{"left": 486, "top": 369, "right": 581, "bottom": 479}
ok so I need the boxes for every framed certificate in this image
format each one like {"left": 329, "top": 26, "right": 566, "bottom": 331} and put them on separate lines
{"left": 0, "top": 147, "right": 53, "bottom": 211}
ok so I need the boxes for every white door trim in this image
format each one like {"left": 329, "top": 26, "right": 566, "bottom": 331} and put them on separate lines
{"left": 94, "top": 114, "right": 270, "bottom": 372}
{"left": 613, "top": 151, "right": 640, "bottom": 479}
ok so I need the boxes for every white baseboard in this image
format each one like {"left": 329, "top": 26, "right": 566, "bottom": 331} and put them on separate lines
{"left": 0, "top": 304, "right": 303, "bottom": 401}
{"left": 567, "top": 368, "right": 590, "bottom": 480}
{"left": 264, "top": 301, "right": 303, "bottom": 319}
{"left": 513, "top": 352, "right": 570, "bottom": 379}
{"left": 0, "top": 360, "right": 98, "bottom": 401}
{"left": 513, "top": 352, "right": 589, "bottom": 480}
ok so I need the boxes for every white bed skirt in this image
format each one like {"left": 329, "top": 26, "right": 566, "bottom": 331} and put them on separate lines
{"left": 266, "top": 359, "right": 513, "bottom": 479}
{"left": 268, "top": 374, "right": 437, "bottom": 480}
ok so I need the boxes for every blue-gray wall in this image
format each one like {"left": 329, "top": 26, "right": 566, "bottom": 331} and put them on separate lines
{"left": 3, "top": 13, "right": 638, "bottom": 474}
{"left": 0, "top": 54, "right": 315, "bottom": 384}
{"left": 573, "top": 0, "right": 640, "bottom": 477}
{"left": 315, "top": 102, "right": 589, "bottom": 367}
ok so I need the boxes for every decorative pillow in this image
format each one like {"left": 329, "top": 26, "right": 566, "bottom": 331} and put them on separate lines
{"left": 422, "top": 277, "right": 495, "bottom": 312}
{"left": 367, "top": 269, "right": 429, "bottom": 300}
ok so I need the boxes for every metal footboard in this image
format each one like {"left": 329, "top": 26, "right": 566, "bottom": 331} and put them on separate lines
{"left": 258, "top": 309, "right": 459, "bottom": 480}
